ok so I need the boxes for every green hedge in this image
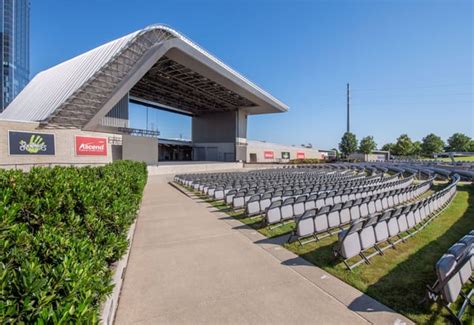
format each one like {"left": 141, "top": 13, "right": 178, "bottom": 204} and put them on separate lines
{"left": 0, "top": 161, "right": 147, "bottom": 323}
{"left": 288, "top": 158, "right": 323, "bottom": 164}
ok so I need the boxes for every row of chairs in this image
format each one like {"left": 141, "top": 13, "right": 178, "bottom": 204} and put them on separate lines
{"left": 192, "top": 172, "right": 368, "bottom": 197}
{"left": 290, "top": 179, "right": 433, "bottom": 244}
{"left": 215, "top": 173, "right": 377, "bottom": 203}
{"left": 262, "top": 176, "right": 417, "bottom": 225}
{"left": 233, "top": 174, "right": 402, "bottom": 212}
{"left": 217, "top": 173, "right": 393, "bottom": 203}
{"left": 175, "top": 165, "right": 381, "bottom": 189}
{"left": 426, "top": 232, "right": 473, "bottom": 324}
{"left": 334, "top": 175, "right": 460, "bottom": 270}
{"left": 176, "top": 169, "right": 351, "bottom": 188}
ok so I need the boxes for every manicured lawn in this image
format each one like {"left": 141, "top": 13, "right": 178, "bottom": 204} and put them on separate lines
{"left": 285, "top": 183, "right": 473, "bottom": 324}
{"left": 423, "top": 156, "right": 474, "bottom": 162}
{"left": 181, "top": 182, "right": 474, "bottom": 324}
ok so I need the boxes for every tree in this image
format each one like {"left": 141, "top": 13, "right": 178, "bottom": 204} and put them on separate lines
{"left": 393, "top": 134, "right": 414, "bottom": 156}
{"left": 339, "top": 132, "right": 358, "bottom": 158}
{"left": 447, "top": 133, "right": 472, "bottom": 152}
{"left": 381, "top": 143, "right": 395, "bottom": 153}
{"left": 470, "top": 140, "right": 474, "bottom": 152}
{"left": 359, "top": 136, "right": 377, "bottom": 154}
{"left": 421, "top": 133, "right": 445, "bottom": 157}
{"left": 412, "top": 141, "right": 422, "bottom": 157}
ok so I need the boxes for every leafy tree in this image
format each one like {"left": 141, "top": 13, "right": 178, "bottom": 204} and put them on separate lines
{"left": 359, "top": 136, "right": 377, "bottom": 154}
{"left": 393, "top": 134, "right": 414, "bottom": 156}
{"left": 470, "top": 140, "right": 474, "bottom": 152}
{"left": 381, "top": 143, "right": 395, "bottom": 153}
{"left": 421, "top": 133, "right": 445, "bottom": 157}
{"left": 447, "top": 133, "right": 472, "bottom": 152}
{"left": 339, "top": 132, "right": 358, "bottom": 157}
{"left": 412, "top": 141, "right": 422, "bottom": 157}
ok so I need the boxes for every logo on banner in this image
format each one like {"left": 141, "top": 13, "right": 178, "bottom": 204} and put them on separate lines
{"left": 9, "top": 131, "right": 55, "bottom": 155}
{"left": 264, "top": 151, "right": 274, "bottom": 159}
{"left": 75, "top": 136, "right": 107, "bottom": 156}
{"left": 297, "top": 151, "right": 305, "bottom": 159}
{"left": 281, "top": 152, "right": 290, "bottom": 159}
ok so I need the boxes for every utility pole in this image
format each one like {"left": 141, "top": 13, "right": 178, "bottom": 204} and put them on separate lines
{"left": 346, "top": 83, "right": 350, "bottom": 133}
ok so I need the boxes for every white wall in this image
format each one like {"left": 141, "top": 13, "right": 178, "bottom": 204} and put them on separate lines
{"left": 0, "top": 120, "right": 117, "bottom": 168}
{"left": 246, "top": 141, "right": 322, "bottom": 163}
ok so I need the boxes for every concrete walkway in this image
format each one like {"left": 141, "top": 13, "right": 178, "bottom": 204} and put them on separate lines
{"left": 115, "top": 175, "right": 412, "bottom": 324}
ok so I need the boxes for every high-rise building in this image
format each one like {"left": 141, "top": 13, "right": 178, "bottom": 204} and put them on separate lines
{"left": 0, "top": 0, "right": 30, "bottom": 112}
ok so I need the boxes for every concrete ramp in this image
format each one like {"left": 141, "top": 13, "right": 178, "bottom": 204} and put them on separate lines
{"left": 115, "top": 175, "right": 412, "bottom": 324}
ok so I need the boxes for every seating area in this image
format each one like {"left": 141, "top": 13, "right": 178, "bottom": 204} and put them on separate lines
{"left": 291, "top": 178, "right": 433, "bottom": 244}
{"left": 174, "top": 162, "right": 471, "bottom": 323}
{"left": 334, "top": 174, "right": 460, "bottom": 269}
{"left": 426, "top": 231, "right": 473, "bottom": 324}
{"left": 176, "top": 165, "right": 464, "bottom": 271}
{"left": 261, "top": 174, "right": 411, "bottom": 222}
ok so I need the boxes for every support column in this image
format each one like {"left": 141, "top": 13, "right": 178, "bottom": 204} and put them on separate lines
{"left": 235, "top": 108, "right": 248, "bottom": 162}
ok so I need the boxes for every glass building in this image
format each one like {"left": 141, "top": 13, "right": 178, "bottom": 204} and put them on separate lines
{"left": 0, "top": 0, "right": 30, "bottom": 112}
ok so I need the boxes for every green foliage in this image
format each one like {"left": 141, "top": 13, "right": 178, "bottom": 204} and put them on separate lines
{"left": 289, "top": 158, "right": 322, "bottom": 164}
{"left": 447, "top": 133, "right": 472, "bottom": 152}
{"left": 421, "top": 133, "right": 445, "bottom": 156}
{"left": 393, "top": 134, "right": 414, "bottom": 156}
{"left": 358, "top": 136, "right": 377, "bottom": 154}
{"left": 339, "top": 132, "right": 358, "bottom": 157}
{"left": 381, "top": 143, "right": 395, "bottom": 153}
{"left": 412, "top": 141, "right": 422, "bottom": 157}
{"left": 0, "top": 161, "right": 147, "bottom": 323}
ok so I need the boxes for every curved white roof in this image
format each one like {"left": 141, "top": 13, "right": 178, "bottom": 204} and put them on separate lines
{"left": 1, "top": 25, "right": 288, "bottom": 128}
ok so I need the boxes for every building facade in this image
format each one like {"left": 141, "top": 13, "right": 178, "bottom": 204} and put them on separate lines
{"left": 246, "top": 140, "right": 322, "bottom": 163}
{"left": 0, "top": 0, "right": 30, "bottom": 112}
{"left": 0, "top": 25, "right": 287, "bottom": 166}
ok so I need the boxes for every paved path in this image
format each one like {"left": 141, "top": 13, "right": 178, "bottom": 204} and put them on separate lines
{"left": 115, "top": 175, "right": 412, "bottom": 324}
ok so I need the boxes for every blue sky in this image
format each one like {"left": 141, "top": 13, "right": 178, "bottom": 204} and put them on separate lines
{"left": 31, "top": 0, "right": 472, "bottom": 149}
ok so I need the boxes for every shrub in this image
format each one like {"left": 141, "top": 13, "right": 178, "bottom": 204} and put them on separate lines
{"left": 0, "top": 161, "right": 147, "bottom": 323}
{"left": 289, "top": 158, "right": 322, "bottom": 164}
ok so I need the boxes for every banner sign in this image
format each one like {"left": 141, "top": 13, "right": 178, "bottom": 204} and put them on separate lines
{"left": 9, "top": 131, "right": 55, "bottom": 155}
{"left": 264, "top": 151, "right": 274, "bottom": 159}
{"left": 75, "top": 136, "right": 107, "bottom": 156}
{"left": 281, "top": 152, "right": 290, "bottom": 159}
{"left": 296, "top": 151, "right": 305, "bottom": 159}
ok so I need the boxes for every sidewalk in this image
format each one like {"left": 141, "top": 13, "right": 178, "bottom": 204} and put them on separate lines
{"left": 114, "top": 175, "right": 412, "bottom": 324}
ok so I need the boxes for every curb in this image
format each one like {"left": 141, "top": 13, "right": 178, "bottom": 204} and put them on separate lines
{"left": 100, "top": 215, "right": 138, "bottom": 325}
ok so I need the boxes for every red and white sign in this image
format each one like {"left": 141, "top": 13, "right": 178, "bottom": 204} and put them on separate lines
{"left": 264, "top": 151, "right": 274, "bottom": 159}
{"left": 75, "top": 136, "right": 108, "bottom": 156}
{"left": 296, "top": 151, "right": 305, "bottom": 159}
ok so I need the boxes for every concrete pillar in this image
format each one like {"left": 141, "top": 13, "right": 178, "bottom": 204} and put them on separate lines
{"left": 235, "top": 108, "right": 248, "bottom": 162}
{"left": 192, "top": 111, "right": 236, "bottom": 161}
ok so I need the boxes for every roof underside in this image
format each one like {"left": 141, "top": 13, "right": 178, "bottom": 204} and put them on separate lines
{"left": 0, "top": 25, "right": 288, "bottom": 129}
{"left": 130, "top": 56, "right": 256, "bottom": 114}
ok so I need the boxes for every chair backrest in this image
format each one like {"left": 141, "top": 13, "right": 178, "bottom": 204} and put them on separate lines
{"left": 378, "top": 210, "right": 392, "bottom": 222}
{"left": 331, "top": 203, "right": 343, "bottom": 211}
{"left": 344, "top": 219, "right": 365, "bottom": 237}
{"left": 283, "top": 197, "right": 295, "bottom": 205}
{"left": 301, "top": 209, "right": 317, "bottom": 219}
{"left": 268, "top": 200, "right": 282, "bottom": 209}
{"left": 295, "top": 195, "right": 307, "bottom": 203}
{"left": 317, "top": 206, "right": 330, "bottom": 215}
{"left": 363, "top": 215, "right": 379, "bottom": 228}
